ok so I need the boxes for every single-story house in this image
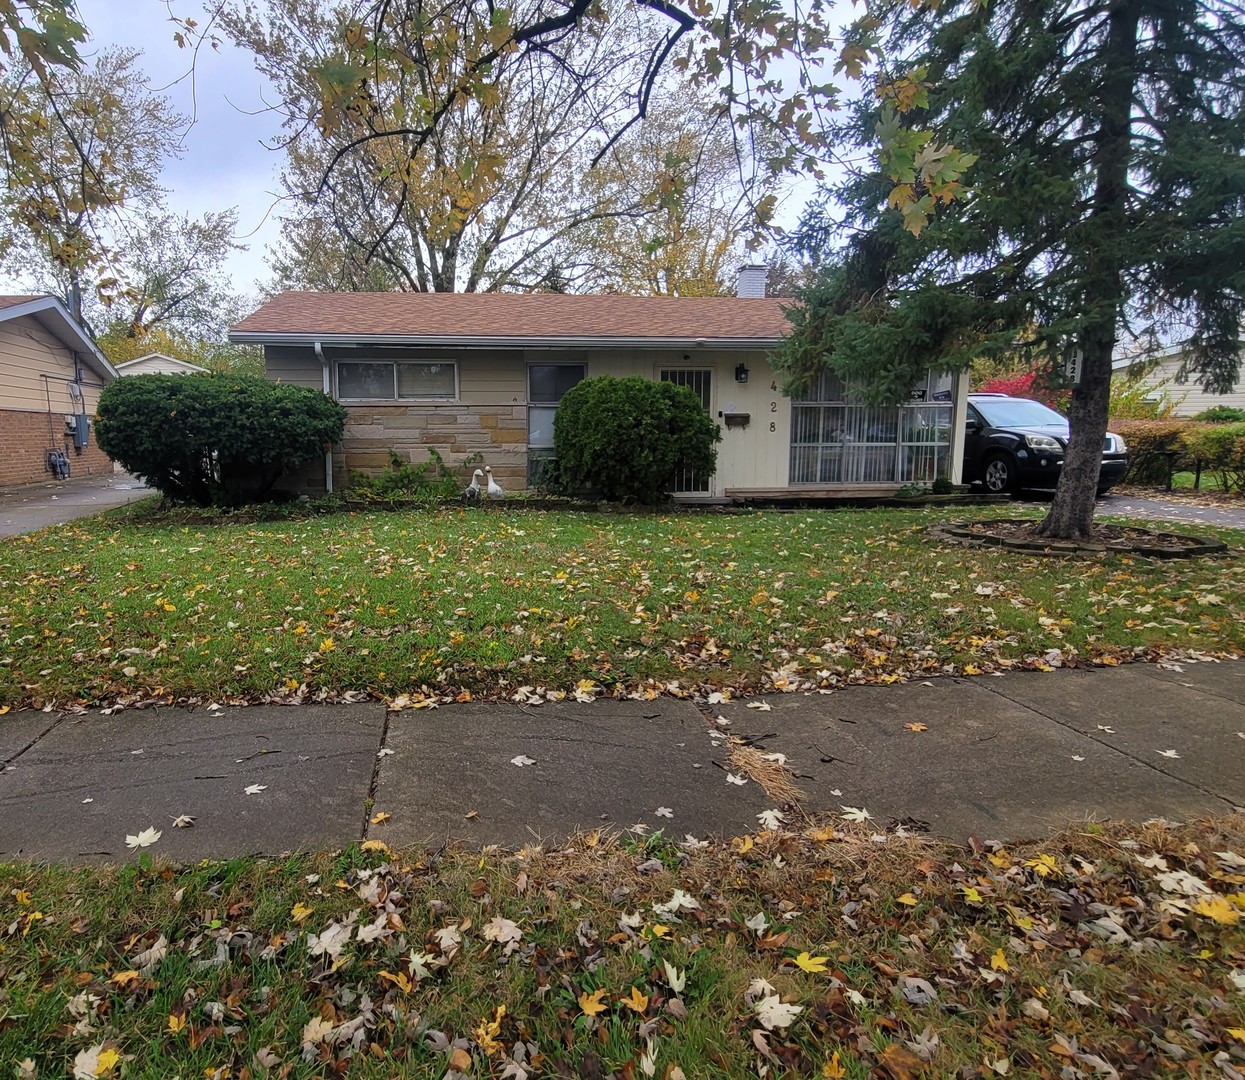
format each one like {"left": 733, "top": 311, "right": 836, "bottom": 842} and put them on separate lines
{"left": 0, "top": 294, "right": 117, "bottom": 487}
{"left": 115, "top": 352, "right": 209, "bottom": 377}
{"left": 229, "top": 271, "right": 969, "bottom": 500}
{"left": 1112, "top": 342, "right": 1245, "bottom": 417}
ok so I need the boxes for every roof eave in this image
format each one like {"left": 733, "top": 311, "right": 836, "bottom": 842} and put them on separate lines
{"left": 0, "top": 296, "right": 118, "bottom": 380}
{"left": 228, "top": 331, "right": 783, "bottom": 349}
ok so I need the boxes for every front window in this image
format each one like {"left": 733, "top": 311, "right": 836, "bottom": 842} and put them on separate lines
{"left": 972, "top": 397, "right": 1067, "bottom": 427}
{"left": 790, "top": 369, "right": 952, "bottom": 485}
{"left": 337, "top": 360, "right": 457, "bottom": 401}
{"left": 528, "top": 363, "right": 586, "bottom": 484}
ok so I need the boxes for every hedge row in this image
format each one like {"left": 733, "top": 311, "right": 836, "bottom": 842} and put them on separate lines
{"left": 1112, "top": 419, "right": 1245, "bottom": 491}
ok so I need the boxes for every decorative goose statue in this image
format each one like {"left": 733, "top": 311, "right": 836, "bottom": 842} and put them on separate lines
{"left": 485, "top": 466, "right": 506, "bottom": 503}
{"left": 461, "top": 468, "right": 483, "bottom": 506}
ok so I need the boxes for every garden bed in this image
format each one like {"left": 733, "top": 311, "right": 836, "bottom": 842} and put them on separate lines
{"left": 934, "top": 518, "right": 1229, "bottom": 558}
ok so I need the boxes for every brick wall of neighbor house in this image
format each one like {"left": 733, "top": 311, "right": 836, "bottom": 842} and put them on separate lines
{"left": 0, "top": 407, "right": 112, "bottom": 487}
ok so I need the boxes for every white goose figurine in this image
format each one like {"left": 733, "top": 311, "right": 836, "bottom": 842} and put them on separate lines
{"left": 461, "top": 468, "right": 483, "bottom": 505}
{"left": 485, "top": 466, "right": 506, "bottom": 503}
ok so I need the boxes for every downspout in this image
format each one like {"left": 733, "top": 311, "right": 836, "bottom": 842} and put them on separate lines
{"left": 314, "top": 340, "right": 333, "bottom": 494}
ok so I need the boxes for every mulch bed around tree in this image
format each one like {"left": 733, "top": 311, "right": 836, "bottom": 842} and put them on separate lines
{"left": 933, "top": 518, "right": 1229, "bottom": 558}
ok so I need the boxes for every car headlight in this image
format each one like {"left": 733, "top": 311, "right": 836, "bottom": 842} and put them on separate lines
{"left": 1107, "top": 433, "right": 1126, "bottom": 454}
{"left": 1026, "top": 435, "right": 1063, "bottom": 452}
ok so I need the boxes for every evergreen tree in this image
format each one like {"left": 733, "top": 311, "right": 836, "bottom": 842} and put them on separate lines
{"left": 777, "top": 0, "right": 1245, "bottom": 538}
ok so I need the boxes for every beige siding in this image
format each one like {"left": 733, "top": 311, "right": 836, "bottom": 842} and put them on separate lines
{"left": 265, "top": 345, "right": 325, "bottom": 390}
{"left": 1120, "top": 353, "right": 1245, "bottom": 417}
{"left": 117, "top": 355, "right": 205, "bottom": 376}
{"left": 0, "top": 315, "right": 102, "bottom": 414}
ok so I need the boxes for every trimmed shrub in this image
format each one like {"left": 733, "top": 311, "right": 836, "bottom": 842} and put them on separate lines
{"left": 96, "top": 373, "right": 346, "bottom": 506}
{"left": 1109, "top": 419, "right": 1193, "bottom": 485}
{"left": 1182, "top": 422, "right": 1245, "bottom": 493}
{"left": 553, "top": 376, "right": 720, "bottom": 503}
{"left": 1195, "top": 404, "right": 1245, "bottom": 424}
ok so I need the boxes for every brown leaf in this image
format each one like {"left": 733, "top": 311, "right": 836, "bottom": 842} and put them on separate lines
{"left": 879, "top": 1042, "right": 923, "bottom": 1080}
{"left": 448, "top": 1047, "right": 472, "bottom": 1071}
{"left": 469, "top": 877, "right": 488, "bottom": 899}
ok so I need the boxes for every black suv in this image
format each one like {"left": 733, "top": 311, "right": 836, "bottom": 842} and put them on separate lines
{"left": 964, "top": 393, "right": 1129, "bottom": 495}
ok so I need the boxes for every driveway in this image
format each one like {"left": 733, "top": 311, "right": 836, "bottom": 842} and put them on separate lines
{"left": 0, "top": 471, "right": 150, "bottom": 536}
{"left": 1098, "top": 492, "right": 1245, "bottom": 530}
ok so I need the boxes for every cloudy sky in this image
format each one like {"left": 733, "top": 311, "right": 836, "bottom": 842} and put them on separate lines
{"left": 75, "top": 0, "right": 286, "bottom": 295}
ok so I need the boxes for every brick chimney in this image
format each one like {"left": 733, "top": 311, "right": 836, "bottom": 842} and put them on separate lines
{"left": 734, "top": 264, "right": 769, "bottom": 298}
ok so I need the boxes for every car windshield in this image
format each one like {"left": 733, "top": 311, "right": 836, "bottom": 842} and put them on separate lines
{"left": 974, "top": 398, "right": 1067, "bottom": 428}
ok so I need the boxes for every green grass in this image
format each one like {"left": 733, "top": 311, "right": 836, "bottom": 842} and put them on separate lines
{"left": 2, "top": 818, "right": 1242, "bottom": 1077}
{"left": 1, "top": 504, "right": 1242, "bottom": 708}
{"left": 1171, "top": 470, "right": 1228, "bottom": 492}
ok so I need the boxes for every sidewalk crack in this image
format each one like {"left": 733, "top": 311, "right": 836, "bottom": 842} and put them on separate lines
{"left": 1, "top": 713, "right": 65, "bottom": 770}
{"left": 977, "top": 679, "right": 1235, "bottom": 807}
{"left": 361, "top": 709, "right": 393, "bottom": 840}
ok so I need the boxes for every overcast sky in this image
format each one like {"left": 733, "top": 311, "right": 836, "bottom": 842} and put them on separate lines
{"left": 74, "top": 0, "right": 286, "bottom": 295}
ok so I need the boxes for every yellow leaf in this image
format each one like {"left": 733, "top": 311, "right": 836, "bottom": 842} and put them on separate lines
{"left": 290, "top": 902, "right": 314, "bottom": 924}
{"left": 962, "top": 886, "right": 984, "bottom": 903}
{"left": 1193, "top": 895, "right": 1240, "bottom": 925}
{"left": 962, "top": 663, "right": 983, "bottom": 676}
{"left": 904, "top": 722, "right": 928, "bottom": 732}
{"left": 109, "top": 969, "right": 140, "bottom": 987}
{"left": 896, "top": 892, "right": 919, "bottom": 906}
{"left": 0, "top": 705, "right": 10, "bottom": 715}
{"left": 167, "top": 1012, "right": 187, "bottom": 1034}
{"left": 578, "top": 987, "right": 608, "bottom": 1016}
{"left": 378, "top": 969, "right": 413, "bottom": 993}
{"left": 1227, "top": 1028, "right": 1245, "bottom": 1042}
{"left": 990, "top": 947, "right": 1009, "bottom": 972}
{"left": 473, "top": 1004, "right": 506, "bottom": 1054}
{"left": 95, "top": 1048, "right": 121, "bottom": 1076}
{"left": 647, "top": 923, "right": 671, "bottom": 939}
{"left": 794, "top": 951, "right": 830, "bottom": 973}
{"left": 370, "top": 811, "right": 391, "bottom": 825}
{"left": 14, "top": 889, "right": 31, "bottom": 905}
{"left": 360, "top": 839, "right": 390, "bottom": 854}
{"left": 823, "top": 1051, "right": 847, "bottom": 1078}
{"left": 622, "top": 985, "right": 649, "bottom": 1013}
{"left": 733, "top": 835, "right": 754, "bottom": 853}
{"left": 808, "top": 827, "right": 836, "bottom": 842}
{"left": 987, "top": 851, "right": 1011, "bottom": 869}
{"left": 1025, "top": 854, "right": 1059, "bottom": 878}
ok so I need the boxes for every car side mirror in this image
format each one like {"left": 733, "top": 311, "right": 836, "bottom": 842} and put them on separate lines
{"left": 965, "top": 419, "right": 981, "bottom": 433}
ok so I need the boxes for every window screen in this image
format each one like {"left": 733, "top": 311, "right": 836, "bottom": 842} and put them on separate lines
{"left": 337, "top": 362, "right": 395, "bottom": 399}
{"left": 397, "top": 362, "right": 456, "bottom": 399}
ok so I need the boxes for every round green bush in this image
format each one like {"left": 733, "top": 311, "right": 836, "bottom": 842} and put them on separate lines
{"left": 553, "top": 376, "right": 720, "bottom": 503}
{"left": 96, "top": 373, "right": 346, "bottom": 506}
{"left": 1194, "top": 405, "right": 1245, "bottom": 424}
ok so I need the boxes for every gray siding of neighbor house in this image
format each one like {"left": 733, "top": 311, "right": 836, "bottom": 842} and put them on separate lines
{"left": 1119, "top": 351, "right": 1245, "bottom": 417}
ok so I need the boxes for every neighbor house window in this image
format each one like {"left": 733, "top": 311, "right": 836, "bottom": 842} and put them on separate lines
{"left": 528, "top": 362, "right": 586, "bottom": 484}
{"left": 789, "top": 369, "right": 952, "bottom": 485}
{"left": 337, "top": 360, "right": 457, "bottom": 401}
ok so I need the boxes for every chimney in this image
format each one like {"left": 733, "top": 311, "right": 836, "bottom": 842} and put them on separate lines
{"left": 735, "top": 264, "right": 769, "bottom": 298}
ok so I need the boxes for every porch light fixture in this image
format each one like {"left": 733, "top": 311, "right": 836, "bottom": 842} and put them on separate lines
{"left": 735, "top": 363, "right": 749, "bottom": 384}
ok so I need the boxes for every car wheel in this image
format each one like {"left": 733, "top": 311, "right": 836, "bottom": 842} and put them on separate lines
{"left": 1096, "top": 486, "right": 1113, "bottom": 497}
{"left": 981, "top": 453, "right": 1016, "bottom": 494}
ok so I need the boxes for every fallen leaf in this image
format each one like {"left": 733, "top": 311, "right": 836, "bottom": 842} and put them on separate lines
{"left": 290, "top": 902, "right": 314, "bottom": 924}
{"left": 1193, "top": 895, "right": 1240, "bottom": 925}
{"left": 448, "top": 1048, "right": 473, "bottom": 1071}
{"left": 904, "top": 722, "right": 928, "bottom": 732}
{"left": 754, "top": 994, "right": 802, "bottom": 1031}
{"left": 878, "top": 1041, "right": 923, "bottom": 1080}
{"left": 171, "top": 815, "right": 194, "bottom": 828}
{"left": 793, "top": 951, "right": 829, "bottom": 973}
{"left": 1157, "top": 749, "right": 1181, "bottom": 759}
{"left": 757, "top": 808, "right": 786, "bottom": 830}
{"left": 655, "top": 806, "right": 674, "bottom": 818}
{"left": 823, "top": 1052, "right": 847, "bottom": 1078}
{"left": 109, "top": 969, "right": 140, "bottom": 988}
{"left": 578, "top": 987, "right": 608, "bottom": 1016}
{"left": 621, "top": 985, "right": 649, "bottom": 1013}
{"left": 244, "top": 784, "right": 267, "bottom": 795}
{"left": 725, "top": 773, "right": 749, "bottom": 786}
{"left": 125, "top": 826, "right": 161, "bottom": 850}
{"left": 990, "top": 947, "right": 1009, "bottom": 972}
{"left": 167, "top": 1012, "right": 187, "bottom": 1033}
{"left": 370, "top": 811, "right": 391, "bottom": 825}
{"left": 840, "top": 806, "right": 872, "bottom": 822}
{"left": 663, "top": 960, "right": 686, "bottom": 993}
{"left": 510, "top": 755, "right": 536, "bottom": 767}
{"left": 896, "top": 892, "right": 919, "bottom": 906}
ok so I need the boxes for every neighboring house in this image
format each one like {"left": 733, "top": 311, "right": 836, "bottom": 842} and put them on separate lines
{"left": 1112, "top": 342, "right": 1245, "bottom": 417}
{"left": 229, "top": 270, "right": 969, "bottom": 500}
{"left": 114, "top": 352, "right": 209, "bottom": 377}
{"left": 0, "top": 295, "right": 117, "bottom": 487}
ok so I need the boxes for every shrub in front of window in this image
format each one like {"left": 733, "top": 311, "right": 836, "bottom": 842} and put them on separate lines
{"left": 96, "top": 373, "right": 346, "bottom": 506}
{"left": 553, "top": 376, "right": 720, "bottom": 503}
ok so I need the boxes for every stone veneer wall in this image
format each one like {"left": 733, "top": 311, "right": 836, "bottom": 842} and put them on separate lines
{"left": 336, "top": 403, "right": 529, "bottom": 492}
{"left": 0, "top": 407, "right": 112, "bottom": 487}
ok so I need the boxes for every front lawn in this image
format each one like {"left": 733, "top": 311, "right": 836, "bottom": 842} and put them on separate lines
{"left": 1, "top": 506, "right": 1242, "bottom": 708}
{"left": 2, "top": 817, "right": 1243, "bottom": 1078}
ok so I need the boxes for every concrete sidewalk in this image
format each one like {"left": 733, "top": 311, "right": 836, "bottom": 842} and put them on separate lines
{"left": 2, "top": 663, "right": 1241, "bottom": 862}
{"left": 0, "top": 472, "right": 149, "bottom": 536}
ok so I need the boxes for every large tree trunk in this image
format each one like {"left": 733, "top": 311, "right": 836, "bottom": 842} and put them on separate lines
{"left": 1037, "top": 0, "right": 1141, "bottom": 540}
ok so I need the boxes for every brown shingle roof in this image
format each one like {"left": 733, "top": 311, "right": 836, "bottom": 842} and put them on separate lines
{"left": 231, "top": 291, "right": 792, "bottom": 343}
{"left": 0, "top": 294, "right": 44, "bottom": 311}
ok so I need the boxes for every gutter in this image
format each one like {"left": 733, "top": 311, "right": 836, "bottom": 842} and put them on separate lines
{"left": 314, "top": 340, "right": 333, "bottom": 494}
{"left": 229, "top": 331, "right": 783, "bottom": 350}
